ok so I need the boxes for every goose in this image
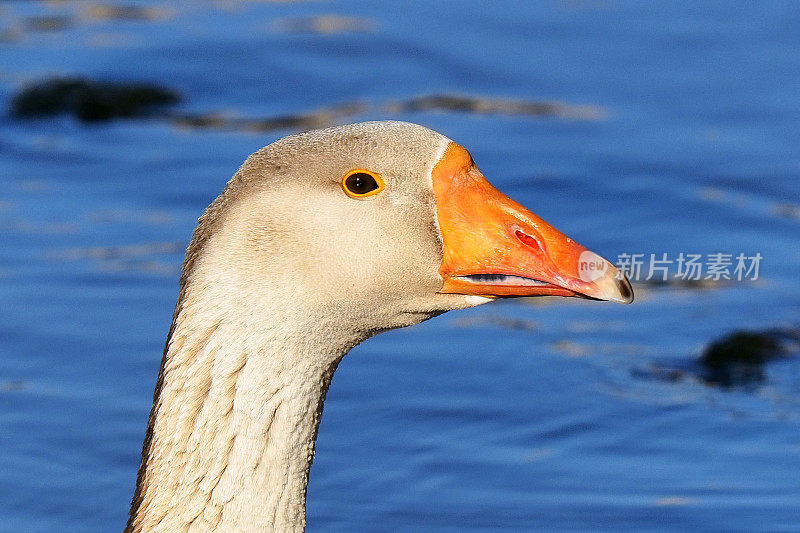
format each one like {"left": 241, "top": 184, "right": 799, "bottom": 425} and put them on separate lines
{"left": 125, "top": 121, "right": 633, "bottom": 532}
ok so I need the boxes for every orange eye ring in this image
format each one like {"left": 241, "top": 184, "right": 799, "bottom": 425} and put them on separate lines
{"left": 341, "top": 169, "right": 385, "bottom": 198}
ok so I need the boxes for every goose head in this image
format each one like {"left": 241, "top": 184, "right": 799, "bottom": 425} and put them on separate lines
{"left": 201, "top": 121, "right": 631, "bottom": 340}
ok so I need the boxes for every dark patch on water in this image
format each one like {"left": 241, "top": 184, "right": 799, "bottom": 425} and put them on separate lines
{"left": 633, "top": 328, "right": 800, "bottom": 390}
{"left": 82, "top": 4, "right": 171, "bottom": 22}
{"left": 23, "top": 16, "right": 73, "bottom": 33}
{"left": 171, "top": 102, "right": 367, "bottom": 133}
{"left": 386, "top": 94, "right": 605, "bottom": 120}
{"left": 699, "top": 329, "right": 800, "bottom": 388}
{"left": 10, "top": 78, "right": 180, "bottom": 122}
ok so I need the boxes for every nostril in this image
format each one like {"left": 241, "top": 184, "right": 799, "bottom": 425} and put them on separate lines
{"left": 515, "top": 229, "right": 545, "bottom": 255}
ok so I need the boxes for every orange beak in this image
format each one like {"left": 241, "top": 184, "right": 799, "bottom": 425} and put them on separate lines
{"left": 433, "top": 142, "right": 633, "bottom": 304}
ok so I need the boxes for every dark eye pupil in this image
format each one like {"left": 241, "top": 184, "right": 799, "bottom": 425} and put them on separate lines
{"left": 346, "top": 172, "right": 378, "bottom": 195}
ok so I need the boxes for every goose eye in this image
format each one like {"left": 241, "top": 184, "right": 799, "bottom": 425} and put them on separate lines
{"left": 342, "top": 169, "right": 384, "bottom": 198}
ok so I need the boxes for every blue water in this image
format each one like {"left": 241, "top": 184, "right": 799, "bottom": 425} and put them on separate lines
{"left": 1, "top": 1, "right": 799, "bottom": 531}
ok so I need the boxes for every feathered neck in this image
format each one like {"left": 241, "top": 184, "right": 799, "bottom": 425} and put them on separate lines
{"left": 125, "top": 220, "right": 363, "bottom": 532}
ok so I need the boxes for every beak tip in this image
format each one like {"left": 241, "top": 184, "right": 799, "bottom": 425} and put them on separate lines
{"left": 611, "top": 274, "right": 635, "bottom": 304}
{"left": 579, "top": 261, "right": 634, "bottom": 304}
